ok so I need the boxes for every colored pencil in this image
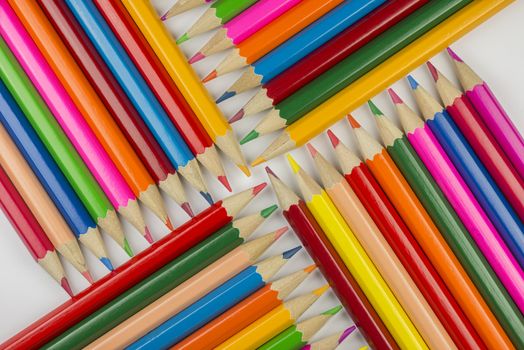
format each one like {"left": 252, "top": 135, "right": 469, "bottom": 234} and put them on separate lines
{"left": 0, "top": 123, "right": 92, "bottom": 281}
{"left": 447, "top": 48, "right": 524, "bottom": 181}
{"left": 259, "top": 306, "right": 342, "bottom": 350}
{"left": 128, "top": 249, "right": 297, "bottom": 349}
{"left": 181, "top": 0, "right": 258, "bottom": 43}
{"left": 0, "top": 38, "right": 128, "bottom": 255}
{"left": 84, "top": 206, "right": 280, "bottom": 350}
{"left": 300, "top": 326, "right": 356, "bottom": 350}
{"left": 64, "top": 0, "right": 211, "bottom": 204}
{"left": 350, "top": 116, "right": 513, "bottom": 349}
{"left": 389, "top": 90, "right": 524, "bottom": 346}
{"left": 234, "top": 0, "right": 426, "bottom": 122}
{"left": 244, "top": 0, "right": 469, "bottom": 144}
{"left": 215, "top": 286, "right": 328, "bottom": 350}
{"left": 251, "top": 0, "right": 512, "bottom": 165}
{"left": 0, "top": 164, "right": 71, "bottom": 295}
{"left": 0, "top": 3, "right": 149, "bottom": 239}
{"left": 195, "top": 0, "right": 302, "bottom": 59}
{"left": 171, "top": 266, "right": 315, "bottom": 350}
{"left": 0, "top": 185, "right": 265, "bottom": 350}
{"left": 162, "top": 0, "right": 215, "bottom": 20}
{"left": 0, "top": 80, "right": 112, "bottom": 271}
{"left": 93, "top": 0, "right": 229, "bottom": 192}
{"left": 10, "top": 0, "right": 170, "bottom": 228}
{"left": 122, "top": 0, "right": 249, "bottom": 176}
{"left": 267, "top": 167, "right": 398, "bottom": 350}
{"left": 224, "top": 0, "right": 385, "bottom": 103}
{"left": 36, "top": 0, "right": 190, "bottom": 215}
{"left": 309, "top": 142, "right": 480, "bottom": 350}
{"left": 288, "top": 155, "right": 426, "bottom": 349}
{"left": 430, "top": 63, "right": 524, "bottom": 247}
{"left": 205, "top": 0, "right": 344, "bottom": 82}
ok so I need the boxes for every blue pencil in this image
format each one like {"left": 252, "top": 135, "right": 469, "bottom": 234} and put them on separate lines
{"left": 218, "top": 0, "right": 385, "bottom": 102}
{"left": 408, "top": 75, "right": 524, "bottom": 267}
{"left": 0, "top": 80, "right": 113, "bottom": 270}
{"left": 64, "top": 0, "right": 212, "bottom": 203}
{"left": 127, "top": 247, "right": 302, "bottom": 350}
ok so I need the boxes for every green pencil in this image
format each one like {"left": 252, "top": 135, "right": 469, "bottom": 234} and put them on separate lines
{"left": 41, "top": 205, "right": 279, "bottom": 350}
{"left": 372, "top": 99, "right": 524, "bottom": 347}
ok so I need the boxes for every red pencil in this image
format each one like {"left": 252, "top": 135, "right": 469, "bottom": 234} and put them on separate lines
{"left": 93, "top": 0, "right": 230, "bottom": 191}
{"left": 266, "top": 167, "right": 399, "bottom": 350}
{"left": 0, "top": 184, "right": 266, "bottom": 350}
{"left": 326, "top": 129, "right": 484, "bottom": 350}
{"left": 234, "top": 0, "right": 427, "bottom": 121}
{"left": 0, "top": 165, "right": 72, "bottom": 296}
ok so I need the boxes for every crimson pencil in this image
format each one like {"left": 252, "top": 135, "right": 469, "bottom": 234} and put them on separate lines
{"left": 267, "top": 168, "right": 398, "bottom": 350}
{"left": 0, "top": 185, "right": 265, "bottom": 350}
{"left": 92, "top": 0, "right": 229, "bottom": 190}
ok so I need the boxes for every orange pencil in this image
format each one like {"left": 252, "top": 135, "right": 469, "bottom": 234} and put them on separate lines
{"left": 9, "top": 0, "right": 171, "bottom": 228}
{"left": 349, "top": 116, "right": 513, "bottom": 350}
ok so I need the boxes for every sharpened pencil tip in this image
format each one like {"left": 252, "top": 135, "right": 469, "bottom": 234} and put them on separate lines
{"left": 144, "top": 227, "right": 155, "bottom": 244}
{"left": 181, "top": 202, "right": 195, "bottom": 217}
{"left": 407, "top": 75, "right": 419, "bottom": 90}
{"left": 387, "top": 88, "right": 403, "bottom": 104}
{"left": 323, "top": 305, "right": 342, "bottom": 316}
{"left": 160, "top": 13, "right": 168, "bottom": 21}
{"left": 304, "top": 264, "right": 317, "bottom": 273}
{"left": 188, "top": 52, "right": 205, "bottom": 64}
{"left": 217, "top": 175, "right": 232, "bottom": 192}
{"left": 123, "top": 238, "right": 134, "bottom": 257}
{"left": 100, "top": 257, "right": 114, "bottom": 271}
{"left": 286, "top": 154, "right": 300, "bottom": 173}
{"left": 165, "top": 217, "right": 175, "bottom": 231}
{"left": 61, "top": 277, "right": 74, "bottom": 297}
{"left": 265, "top": 166, "right": 278, "bottom": 178}
{"left": 327, "top": 129, "right": 340, "bottom": 148}
{"left": 240, "top": 130, "right": 259, "bottom": 144}
{"left": 261, "top": 204, "right": 278, "bottom": 218}
{"left": 252, "top": 182, "right": 267, "bottom": 196}
{"left": 251, "top": 156, "right": 266, "bottom": 167}
{"left": 229, "top": 109, "right": 245, "bottom": 123}
{"left": 82, "top": 271, "right": 95, "bottom": 284}
{"left": 202, "top": 70, "right": 217, "bottom": 83}
{"left": 314, "top": 283, "right": 330, "bottom": 296}
{"left": 367, "top": 100, "right": 383, "bottom": 116}
{"left": 200, "top": 191, "right": 214, "bottom": 205}
{"left": 216, "top": 91, "right": 236, "bottom": 104}
{"left": 283, "top": 246, "right": 302, "bottom": 259}
{"left": 446, "top": 47, "right": 463, "bottom": 62}
{"left": 347, "top": 115, "right": 361, "bottom": 128}
{"left": 340, "top": 325, "right": 357, "bottom": 343}
{"left": 306, "top": 143, "right": 318, "bottom": 157}
{"left": 426, "top": 61, "right": 439, "bottom": 81}
{"left": 176, "top": 33, "right": 189, "bottom": 45}
{"left": 274, "top": 226, "right": 289, "bottom": 239}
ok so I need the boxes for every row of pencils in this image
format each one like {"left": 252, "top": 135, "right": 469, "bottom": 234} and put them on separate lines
{"left": 0, "top": 0, "right": 253, "bottom": 291}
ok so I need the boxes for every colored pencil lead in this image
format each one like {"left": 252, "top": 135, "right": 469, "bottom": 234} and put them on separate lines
{"left": 161, "top": 0, "right": 209, "bottom": 20}
{"left": 216, "top": 91, "right": 236, "bottom": 104}
{"left": 239, "top": 88, "right": 273, "bottom": 120}
{"left": 188, "top": 52, "right": 206, "bottom": 64}
{"left": 176, "top": 33, "right": 190, "bottom": 45}
{"left": 240, "top": 130, "right": 259, "bottom": 145}
{"left": 123, "top": 239, "right": 134, "bottom": 257}
{"left": 302, "top": 325, "right": 356, "bottom": 350}
{"left": 251, "top": 156, "right": 267, "bottom": 167}
{"left": 229, "top": 109, "right": 245, "bottom": 123}
{"left": 387, "top": 88, "right": 404, "bottom": 105}
{"left": 202, "top": 70, "right": 217, "bottom": 83}
{"left": 347, "top": 114, "right": 362, "bottom": 129}
{"left": 245, "top": 109, "right": 287, "bottom": 142}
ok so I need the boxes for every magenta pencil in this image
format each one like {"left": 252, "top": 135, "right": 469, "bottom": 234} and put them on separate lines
{"left": 390, "top": 90, "right": 524, "bottom": 314}
{"left": 447, "top": 48, "right": 524, "bottom": 180}
{"left": 0, "top": 1, "right": 148, "bottom": 235}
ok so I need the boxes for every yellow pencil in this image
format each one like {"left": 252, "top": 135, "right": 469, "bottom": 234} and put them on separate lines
{"left": 122, "top": 0, "right": 249, "bottom": 176}
{"left": 287, "top": 154, "right": 427, "bottom": 350}
{"left": 252, "top": 0, "right": 513, "bottom": 164}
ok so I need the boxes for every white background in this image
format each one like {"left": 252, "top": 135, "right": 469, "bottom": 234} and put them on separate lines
{"left": 1, "top": 1, "right": 523, "bottom": 348}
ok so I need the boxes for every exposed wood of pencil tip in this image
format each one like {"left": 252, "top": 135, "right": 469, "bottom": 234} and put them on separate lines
{"left": 97, "top": 208, "right": 127, "bottom": 248}
{"left": 307, "top": 328, "right": 352, "bottom": 350}
{"left": 196, "top": 144, "right": 230, "bottom": 190}
{"left": 252, "top": 132, "right": 296, "bottom": 167}
{"left": 186, "top": 7, "right": 221, "bottom": 38}
{"left": 373, "top": 112, "right": 404, "bottom": 148}
{"left": 389, "top": 91, "right": 426, "bottom": 135}
{"left": 118, "top": 198, "right": 148, "bottom": 236}
{"left": 308, "top": 144, "right": 344, "bottom": 190}
{"left": 39, "top": 250, "right": 68, "bottom": 284}
{"left": 430, "top": 63, "right": 463, "bottom": 107}
{"left": 240, "top": 228, "right": 285, "bottom": 263}
{"left": 409, "top": 77, "right": 443, "bottom": 121}
{"left": 177, "top": 158, "right": 209, "bottom": 194}
{"left": 232, "top": 209, "right": 276, "bottom": 240}
{"left": 447, "top": 48, "right": 483, "bottom": 91}
{"left": 158, "top": 172, "right": 189, "bottom": 208}
{"left": 266, "top": 167, "right": 300, "bottom": 211}
{"left": 221, "top": 182, "right": 267, "bottom": 218}
{"left": 199, "top": 29, "right": 233, "bottom": 57}
{"left": 296, "top": 312, "right": 337, "bottom": 342}
{"left": 226, "top": 67, "right": 262, "bottom": 95}
{"left": 271, "top": 266, "right": 315, "bottom": 300}
{"left": 285, "top": 286, "right": 328, "bottom": 320}
{"left": 241, "top": 87, "right": 273, "bottom": 119}
{"left": 293, "top": 165, "right": 324, "bottom": 203}
{"left": 215, "top": 129, "right": 250, "bottom": 176}
{"left": 162, "top": 0, "right": 207, "bottom": 20}
{"left": 216, "top": 49, "right": 248, "bottom": 77}
{"left": 139, "top": 183, "right": 170, "bottom": 225}
{"left": 256, "top": 254, "right": 290, "bottom": 281}
{"left": 328, "top": 130, "right": 362, "bottom": 175}
{"left": 252, "top": 108, "right": 286, "bottom": 137}
{"left": 79, "top": 226, "right": 110, "bottom": 263}
{"left": 350, "top": 122, "right": 384, "bottom": 162}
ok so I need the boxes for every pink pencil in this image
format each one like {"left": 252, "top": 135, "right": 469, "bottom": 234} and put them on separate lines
{"left": 447, "top": 48, "right": 524, "bottom": 180}
{"left": 0, "top": 1, "right": 148, "bottom": 237}
{"left": 389, "top": 89, "right": 524, "bottom": 313}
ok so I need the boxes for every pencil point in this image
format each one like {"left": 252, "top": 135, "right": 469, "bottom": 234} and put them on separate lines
{"left": 229, "top": 109, "right": 245, "bottom": 123}
{"left": 264, "top": 166, "right": 278, "bottom": 178}
{"left": 123, "top": 238, "right": 134, "bottom": 257}
{"left": 347, "top": 115, "right": 361, "bottom": 128}
{"left": 327, "top": 129, "right": 340, "bottom": 148}
{"left": 306, "top": 143, "right": 318, "bottom": 157}
{"left": 274, "top": 226, "right": 289, "bottom": 239}
{"left": 82, "top": 271, "right": 95, "bottom": 284}
{"left": 99, "top": 257, "right": 114, "bottom": 271}
{"left": 252, "top": 182, "right": 267, "bottom": 196}
{"left": 304, "top": 264, "right": 317, "bottom": 273}
{"left": 200, "top": 191, "right": 214, "bottom": 205}
{"left": 188, "top": 52, "right": 205, "bottom": 64}
{"left": 367, "top": 100, "right": 383, "bottom": 116}
{"left": 387, "top": 88, "right": 403, "bottom": 104}
{"left": 216, "top": 91, "right": 236, "bottom": 104}
{"left": 238, "top": 164, "right": 251, "bottom": 177}
{"left": 160, "top": 13, "right": 168, "bottom": 21}
{"left": 176, "top": 33, "right": 189, "bottom": 45}
{"left": 251, "top": 156, "right": 266, "bottom": 167}
{"left": 202, "top": 70, "right": 217, "bottom": 83}
{"left": 446, "top": 47, "right": 463, "bottom": 62}
{"left": 240, "top": 130, "right": 259, "bottom": 144}
{"left": 286, "top": 154, "right": 300, "bottom": 173}
{"left": 144, "top": 227, "right": 155, "bottom": 244}
{"left": 61, "top": 277, "right": 74, "bottom": 297}
{"left": 261, "top": 204, "right": 278, "bottom": 218}
{"left": 165, "top": 216, "right": 175, "bottom": 231}
{"left": 407, "top": 75, "right": 419, "bottom": 90}
{"left": 340, "top": 325, "right": 357, "bottom": 342}
{"left": 283, "top": 246, "right": 302, "bottom": 259}
{"left": 323, "top": 305, "right": 342, "bottom": 316}
{"left": 181, "top": 202, "right": 195, "bottom": 217}
{"left": 426, "top": 61, "right": 439, "bottom": 81}
{"left": 217, "top": 175, "right": 232, "bottom": 192}
{"left": 314, "top": 283, "right": 330, "bottom": 296}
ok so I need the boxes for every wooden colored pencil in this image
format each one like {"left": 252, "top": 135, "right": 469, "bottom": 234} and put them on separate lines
{"left": 0, "top": 3, "right": 149, "bottom": 239}
{"left": 84, "top": 205, "right": 279, "bottom": 350}
{"left": 223, "top": 0, "right": 385, "bottom": 104}
{"left": 36, "top": 0, "right": 191, "bottom": 215}
{"left": 122, "top": 0, "right": 249, "bottom": 176}
{"left": 171, "top": 266, "right": 315, "bottom": 350}
{"left": 161, "top": 0, "right": 215, "bottom": 21}
{"left": 250, "top": 0, "right": 512, "bottom": 165}
{"left": 300, "top": 326, "right": 356, "bottom": 350}
{"left": 10, "top": 0, "right": 170, "bottom": 228}
{"left": 64, "top": 0, "right": 211, "bottom": 204}
{"left": 215, "top": 286, "right": 328, "bottom": 350}
{"left": 267, "top": 167, "right": 398, "bottom": 350}
{"left": 93, "top": 0, "right": 230, "bottom": 192}
{"left": 0, "top": 184, "right": 265, "bottom": 350}
{"left": 0, "top": 38, "right": 128, "bottom": 254}
{"left": 447, "top": 48, "right": 524, "bottom": 181}
{"left": 349, "top": 116, "right": 513, "bottom": 349}
{"left": 205, "top": 0, "right": 344, "bottom": 82}
{"left": 0, "top": 80, "right": 112, "bottom": 271}
{"left": 288, "top": 155, "right": 426, "bottom": 349}
{"left": 389, "top": 90, "right": 524, "bottom": 346}
{"left": 259, "top": 306, "right": 342, "bottom": 350}
{"left": 309, "top": 143, "right": 479, "bottom": 350}
{"left": 181, "top": 0, "right": 258, "bottom": 43}
{"left": 129, "top": 249, "right": 296, "bottom": 349}
{"left": 196, "top": 0, "right": 302, "bottom": 59}
{"left": 429, "top": 63, "right": 524, "bottom": 246}
{"left": 234, "top": 0, "right": 426, "bottom": 122}
{"left": 244, "top": 0, "right": 469, "bottom": 144}
{"left": 0, "top": 164, "right": 71, "bottom": 295}
{"left": 0, "top": 123, "right": 92, "bottom": 281}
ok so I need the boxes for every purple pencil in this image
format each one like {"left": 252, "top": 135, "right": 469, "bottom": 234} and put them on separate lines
{"left": 301, "top": 326, "right": 356, "bottom": 350}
